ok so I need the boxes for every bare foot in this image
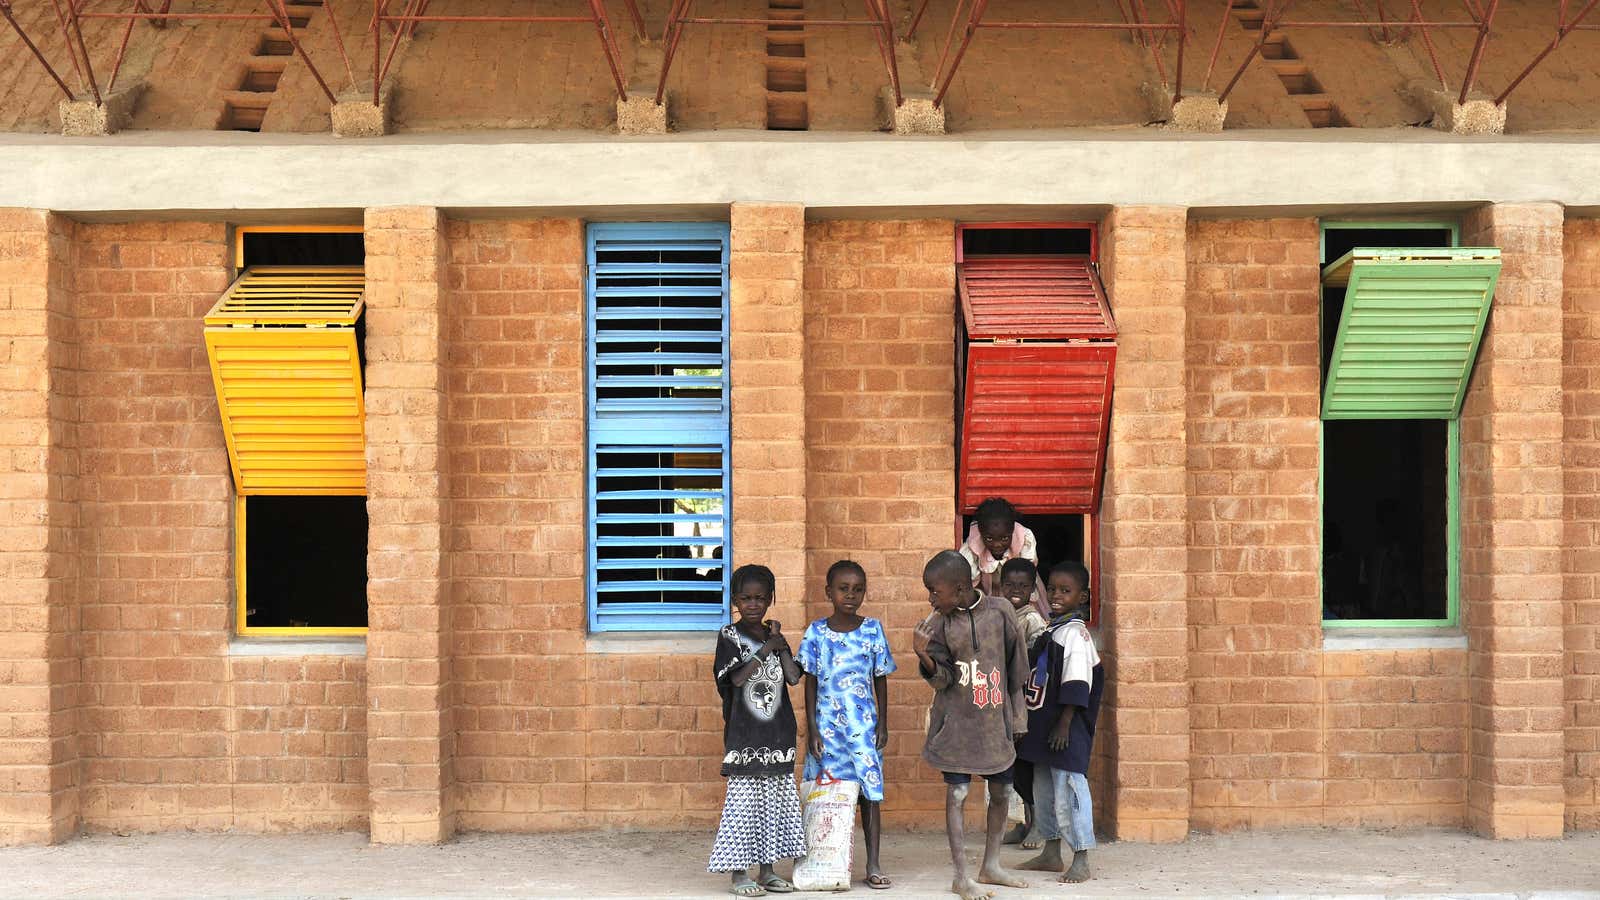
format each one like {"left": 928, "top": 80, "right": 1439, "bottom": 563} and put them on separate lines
{"left": 951, "top": 877, "right": 995, "bottom": 900}
{"left": 1014, "top": 850, "right": 1063, "bottom": 872}
{"left": 1000, "top": 822, "right": 1027, "bottom": 845}
{"left": 1060, "top": 850, "right": 1091, "bottom": 884}
{"left": 976, "top": 865, "right": 1029, "bottom": 889}
{"left": 1020, "top": 827, "right": 1044, "bottom": 851}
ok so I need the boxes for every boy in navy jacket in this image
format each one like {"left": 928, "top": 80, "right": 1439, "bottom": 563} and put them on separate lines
{"left": 1016, "top": 561, "right": 1103, "bottom": 883}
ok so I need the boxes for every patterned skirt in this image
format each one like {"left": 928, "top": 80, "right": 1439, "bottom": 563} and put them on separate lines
{"left": 707, "top": 775, "right": 809, "bottom": 873}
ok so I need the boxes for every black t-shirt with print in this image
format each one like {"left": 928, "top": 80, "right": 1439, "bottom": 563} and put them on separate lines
{"left": 713, "top": 624, "right": 799, "bottom": 778}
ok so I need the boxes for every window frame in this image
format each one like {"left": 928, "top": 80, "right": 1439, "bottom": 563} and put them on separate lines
{"left": 585, "top": 222, "right": 733, "bottom": 634}
{"left": 234, "top": 495, "right": 369, "bottom": 638}
{"left": 224, "top": 224, "right": 368, "bottom": 638}
{"left": 1318, "top": 220, "right": 1464, "bottom": 629}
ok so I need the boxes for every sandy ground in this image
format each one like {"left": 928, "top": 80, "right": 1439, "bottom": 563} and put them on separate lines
{"left": 0, "top": 828, "right": 1597, "bottom": 898}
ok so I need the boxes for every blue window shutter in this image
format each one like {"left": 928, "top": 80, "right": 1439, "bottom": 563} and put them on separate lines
{"left": 586, "top": 223, "right": 731, "bottom": 632}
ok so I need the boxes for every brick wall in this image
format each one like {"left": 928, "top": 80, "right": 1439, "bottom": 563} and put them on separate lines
{"left": 364, "top": 208, "right": 455, "bottom": 843}
{"left": 0, "top": 209, "right": 79, "bottom": 844}
{"left": 442, "top": 218, "right": 725, "bottom": 831}
{"left": 1184, "top": 218, "right": 1471, "bottom": 830}
{"left": 731, "top": 203, "right": 808, "bottom": 630}
{"left": 1564, "top": 217, "right": 1600, "bottom": 832}
{"left": 1320, "top": 648, "right": 1468, "bottom": 826}
{"left": 444, "top": 217, "right": 595, "bottom": 830}
{"left": 74, "top": 221, "right": 367, "bottom": 833}
{"left": 1461, "top": 203, "right": 1567, "bottom": 839}
{"left": 227, "top": 656, "right": 367, "bottom": 830}
{"left": 1100, "top": 206, "right": 1191, "bottom": 841}
{"left": 802, "top": 219, "right": 956, "bottom": 825}
{"left": 1185, "top": 218, "right": 1322, "bottom": 830}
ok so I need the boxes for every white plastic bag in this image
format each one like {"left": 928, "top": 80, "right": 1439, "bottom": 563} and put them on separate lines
{"left": 791, "top": 774, "right": 859, "bottom": 892}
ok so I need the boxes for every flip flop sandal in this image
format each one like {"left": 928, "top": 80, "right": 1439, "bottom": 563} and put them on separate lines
{"left": 866, "top": 873, "right": 893, "bottom": 890}
{"left": 758, "top": 875, "right": 795, "bottom": 893}
{"left": 729, "top": 882, "right": 767, "bottom": 898}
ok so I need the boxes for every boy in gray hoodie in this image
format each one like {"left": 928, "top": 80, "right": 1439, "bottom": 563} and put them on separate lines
{"left": 914, "top": 550, "right": 1032, "bottom": 900}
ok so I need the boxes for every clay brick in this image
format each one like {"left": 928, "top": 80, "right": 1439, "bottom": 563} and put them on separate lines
{"left": 1461, "top": 203, "right": 1568, "bottom": 839}
{"left": 1565, "top": 217, "right": 1600, "bottom": 832}
{"left": 1099, "top": 207, "right": 1193, "bottom": 841}
{"left": 802, "top": 219, "right": 957, "bottom": 825}
{"left": 364, "top": 208, "right": 454, "bottom": 844}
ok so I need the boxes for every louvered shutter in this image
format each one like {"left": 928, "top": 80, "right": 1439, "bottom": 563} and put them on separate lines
{"left": 957, "top": 255, "right": 1117, "bottom": 515}
{"left": 586, "top": 223, "right": 731, "bottom": 632}
{"left": 203, "top": 266, "right": 366, "bottom": 495}
{"left": 1321, "top": 248, "right": 1500, "bottom": 420}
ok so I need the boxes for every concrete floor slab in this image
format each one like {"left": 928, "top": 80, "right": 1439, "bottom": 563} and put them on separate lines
{"left": 0, "top": 829, "right": 1597, "bottom": 898}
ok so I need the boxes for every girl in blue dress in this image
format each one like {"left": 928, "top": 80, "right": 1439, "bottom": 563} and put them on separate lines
{"left": 797, "top": 559, "right": 898, "bottom": 890}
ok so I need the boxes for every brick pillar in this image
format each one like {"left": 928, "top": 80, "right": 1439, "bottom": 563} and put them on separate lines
{"left": 1461, "top": 203, "right": 1567, "bottom": 838}
{"left": 1098, "top": 206, "right": 1191, "bottom": 842}
{"left": 729, "top": 203, "right": 807, "bottom": 628}
{"left": 364, "top": 207, "right": 454, "bottom": 843}
{"left": 0, "top": 209, "right": 79, "bottom": 845}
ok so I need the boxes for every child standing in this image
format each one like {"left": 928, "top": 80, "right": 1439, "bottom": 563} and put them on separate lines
{"left": 1016, "top": 561, "right": 1103, "bottom": 884}
{"left": 797, "top": 559, "right": 897, "bottom": 890}
{"left": 997, "top": 558, "right": 1047, "bottom": 851}
{"left": 959, "top": 497, "right": 1047, "bottom": 618}
{"left": 710, "top": 564, "right": 806, "bottom": 897}
{"left": 914, "top": 550, "right": 1032, "bottom": 900}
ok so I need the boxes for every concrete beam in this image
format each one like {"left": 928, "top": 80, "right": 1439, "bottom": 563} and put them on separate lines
{"left": 4, "top": 130, "right": 1600, "bottom": 215}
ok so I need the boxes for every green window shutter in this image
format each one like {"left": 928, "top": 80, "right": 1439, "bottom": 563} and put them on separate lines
{"left": 1321, "top": 248, "right": 1500, "bottom": 420}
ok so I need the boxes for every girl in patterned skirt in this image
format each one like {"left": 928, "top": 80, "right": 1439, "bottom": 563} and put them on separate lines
{"left": 709, "top": 564, "right": 806, "bottom": 897}
{"left": 798, "top": 559, "right": 898, "bottom": 889}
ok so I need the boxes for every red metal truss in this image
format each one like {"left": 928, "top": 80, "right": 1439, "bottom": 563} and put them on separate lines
{"left": 4, "top": 0, "right": 349, "bottom": 105}
{"left": 371, "top": 0, "right": 640, "bottom": 105}
{"left": 914, "top": 0, "right": 1189, "bottom": 108}
{"left": 655, "top": 0, "right": 902, "bottom": 106}
{"left": 1206, "top": 0, "right": 1600, "bottom": 109}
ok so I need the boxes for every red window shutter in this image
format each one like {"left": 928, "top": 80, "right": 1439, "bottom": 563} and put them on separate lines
{"left": 958, "top": 255, "right": 1116, "bottom": 515}
{"left": 958, "top": 256, "right": 1116, "bottom": 340}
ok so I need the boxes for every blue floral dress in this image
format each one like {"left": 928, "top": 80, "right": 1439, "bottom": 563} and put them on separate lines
{"left": 796, "top": 617, "right": 897, "bottom": 801}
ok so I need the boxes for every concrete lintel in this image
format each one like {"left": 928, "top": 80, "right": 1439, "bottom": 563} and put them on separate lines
{"left": 584, "top": 632, "right": 715, "bottom": 655}
{"left": 1323, "top": 628, "right": 1468, "bottom": 652}
{"left": 228, "top": 637, "right": 367, "bottom": 656}
{"left": 6, "top": 130, "right": 1600, "bottom": 214}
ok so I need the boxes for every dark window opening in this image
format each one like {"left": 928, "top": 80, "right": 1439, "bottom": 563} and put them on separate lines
{"left": 960, "top": 512, "right": 1094, "bottom": 617}
{"left": 243, "top": 495, "right": 368, "bottom": 629}
{"left": 961, "top": 225, "right": 1094, "bottom": 259}
{"left": 240, "top": 230, "right": 365, "bottom": 268}
{"left": 1320, "top": 225, "right": 1455, "bottom": 622}
{"left": 1322, "top": 420, "right": 1448, "bottom": 621}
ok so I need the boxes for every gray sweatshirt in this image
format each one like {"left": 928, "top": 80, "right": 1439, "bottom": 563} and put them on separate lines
{"left": 919, "top": 593, "right": 1032, "bottom": 775}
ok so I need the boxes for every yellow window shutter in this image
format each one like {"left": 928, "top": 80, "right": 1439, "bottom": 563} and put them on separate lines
{"left": 204, "top": 266, "right": 367, "bottom": 495}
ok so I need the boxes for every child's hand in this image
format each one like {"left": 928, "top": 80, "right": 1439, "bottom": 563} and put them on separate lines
{"left": 1048, "top": 719, "right": 1072, "bottom": 753}
{"left": 809, "top": 732, "right": 823, "bottom": 759}
{"left": 912, "top": 617, "right": 937, "bottom": 657}
{"left": 875, "top": 722, "right": 888, "bottom": 751}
